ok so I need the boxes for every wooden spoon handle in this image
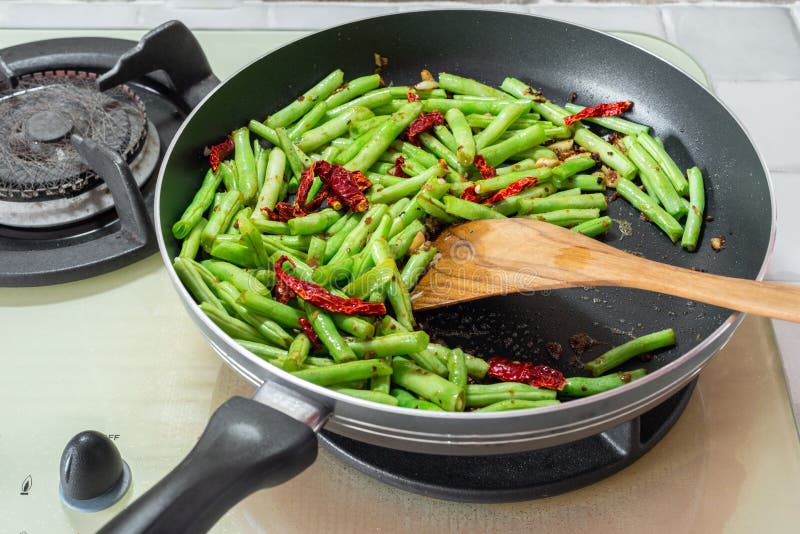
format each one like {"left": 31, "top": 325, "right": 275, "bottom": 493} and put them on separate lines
{"left": 617, "top": 257, "right": 800, "bottom": 322}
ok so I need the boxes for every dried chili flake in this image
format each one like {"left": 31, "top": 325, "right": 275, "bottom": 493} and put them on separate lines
{"left": 298, "top": 317, "right": 322, "bottom": 351}
{"left": 263, "top": 202, "right": 296, "bottom": 222}
{"left": 352, "top": 170, "right": 372, "bottom": 191}
{"left": 405, "top": 111, "right": 445, "bottom": 143}
{"left": 474, "top": 155, "right": 497, "bottom": 179}
{"left": 295, "top": 166, "right": 317, "bottom": 209}
{"left": 487, "top": 356, "right": 567, "bottom": 391}
{"left": 208, "top": 135, "right": 234, "bottom": 173}
{"left": 484, "top": 177, "right": 537, "bottom": 205}
{"left": 407, "top": 92, "right": 421, "bottom": 102}
{"left": 275, "top": 256, "right": 387, "bottom": 316}
{"left": 388, "top": 155, "right": 409, "bottom": 177}
{"left": 460, "top": 185, "right": 480, "bottom": 203}
{"left": 563, "top": 101, "right": 632, "bottom": 127}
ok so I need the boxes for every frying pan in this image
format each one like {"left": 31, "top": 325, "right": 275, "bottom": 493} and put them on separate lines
{"left": 101, "top": 10, "right": 774, "bottom": 533}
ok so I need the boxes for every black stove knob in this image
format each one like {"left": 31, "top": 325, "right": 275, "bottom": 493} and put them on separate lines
{"left": 59, "top": 431, "right": 131, "bottom": 512}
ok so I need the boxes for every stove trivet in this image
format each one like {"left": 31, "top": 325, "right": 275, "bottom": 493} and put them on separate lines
{"left": 319, "top": 380, "right": 696, "bottom": 502}
{"left": 0, "top": 21, "right": 219, "bottom": 286}
{"left": 0, "top": 71, "right": 160, "bottom": 229}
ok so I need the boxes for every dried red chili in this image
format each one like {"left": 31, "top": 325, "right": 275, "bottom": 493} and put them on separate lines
{"left": 388, "top": 155, "right": 409, "bottom": 177}
{"left": 274, "top": 276, "right": 296, "bottom": 304}
{"left": 460, "top": 185, "right": 480, "bottom": 203}
{"left": 323, "top": 164, "right": 370, "bottom": 212}
{"left": 263, "top": 202, "right": 296, "bottom": 222}
{"left": 405, "top": 110, "right": 445, "bottom": 143}
{"left": 563, "top": 101, "right": 632, "bottom": 127}
{"left": 298, "top": 317, "right": 322, "bottom": 351}
{"left": 484, "top": 177, "right": 537, "bottom": 205}
{"left": 295, "top": 166, "right": 316, "bottom": 209}
{"left": 275, "top": 256, "right": 387, "bottom": 316}
{"left": 487, "top": 356, "right": 567, "bottom": 391}
{"left": 208, "top": 135, "right": 234, "bottom": 173}
{"left": 407, "top": 91, "right": 421, "bottom": 102}
{"left": 474, "top": 155, "right": 497, "bottom": 179}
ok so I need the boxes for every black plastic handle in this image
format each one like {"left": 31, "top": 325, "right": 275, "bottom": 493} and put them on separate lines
{"left": 98, "top": 397, "right": 318, "bottom": 534}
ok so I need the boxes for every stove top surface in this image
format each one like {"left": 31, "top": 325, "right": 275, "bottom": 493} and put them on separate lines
{"left": 0, "top": 28, "right": 798, "bottom": 534}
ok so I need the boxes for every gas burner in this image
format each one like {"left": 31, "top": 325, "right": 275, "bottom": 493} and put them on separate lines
{"left": 0, "top": 70, "right": 160, "bottom": 228}
{"left": 0, "top": 20, "right": 219, "bottom": 286}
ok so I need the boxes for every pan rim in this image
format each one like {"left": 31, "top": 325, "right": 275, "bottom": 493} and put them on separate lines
{"left": 155, "top": 9, "right": 776, "bottom": 425}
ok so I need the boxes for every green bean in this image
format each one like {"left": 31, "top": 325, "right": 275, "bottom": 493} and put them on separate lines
{"left": 326, "top": 88, "right": 391, "bottom": 118}
{"left": 421, "top": 98, "right": 516, "bottom": 115}
{"left": 248, "top": 120, "right": 280, "bottom": 146}
{"left": 492, "top": 184, "right": 558, "bottom": 216}
{"left": 475, "top": 399, "right": 561, "bottom": 412}
{"left": 549, "top": 188, "right": 582, "bottom": 198}
{"left": 236, "top": 339, "right": 288, "bottom": 362}
{"left": 252, "top": 219, "right": 291, "bottom": 235}
{"left": 282, "top": 333, "right": 311, "bottom": 371}
{"left": 214, "top": 281, "right": 292, "bottom": 348}
{"left": 367, "top": 173, "right": 405, "bottom": 188}
{"left": 209, "top": 241, "right": 256, "bottom": 268}
{"left": 438, "top": 72, "right": 511, "bottom": 100}
{"left": 172, "top": 169, "right": 223, "bottom": 239}
{"left": 307, "top": 236, "right": 327, "bottom": 267}
{"left": 624, "top": 138, "right": 686, "bottom": 218}
{"left": 560, "top": 173, "right": 607, "bottom": 192}
{"left": 267, "top": 69, "right": 344, "bottom": 128}
{"left": 200, "top": 302, "right": 262, "bottom": 343}
{"left": 332, "top": 387, "right": 398, "bottom": 406}
{"left": 370, "top": 160, "right": 447, "bottom": 204}
{"left": 344, "top": 102, "right": 423, "bottom": 172}
{"left": 636, "top": 132, "right": 689, "bottom": 196}
{"left": 417, "top": 132, "right": 464, "bottom": 173}
{"left": 288, "top": 208, "right": 343, "bottom": 236}
{"left": 466, "top": 113, "right": 537, "bottom": 131}
{"left": 465, "top": 382, "right": 557, "bottom": 407}
{"left": 585, "top": 329, "right": 675, "bottom": 376}
{"left": 392, "top": 357, "right": 465, "bottom": 411}
{"left": 511, "top": 146, "right": 558, "bottom": 162}
{"left": 251, "top": 269, "right": 275, "bottom": 289}
{"left": 329, "top": 203, "right": 388, "bottom": 264}
{"left": 391, "top": 388, "right": 444, "bottom": 411}
{"left": 524, "top": 208, "right": 601, "bottom": 227}
{"left": 563, "top": 102, "right": 649, "bottom": 136}
{"left": 681, "top": 167, "right": 705, "bottom": 252}
{"left": 376, "top": 317, "right": 448, "bottom": 376}
{"left": 325, "top": 74, "right": 383, "bottom": 109}
{"left": 324, "top": 212, "right": 363, "bottom": 263}
{"left": 232, "top": 127, "right": 258, "bottom": 202}
{"left": 573, "top": 128, "right": 637, "bottom": 181}
{"left": 526, "top": 193, "right": 607, "bottom": 213}
{"left": 443, "top": 195, "right": 506, "bottom": 220}
{"left": 551, "top": 155, "right": 597, "bottom": 187}
{"left": 571, "top": 215, "right": 613, "bottom": 237}
{"left": 298, "top": 106, "right": 373, "bottom": 153}
{"left": 292, "top": 358, "right": 391, "bottom": 386}
{"left": 433, "top": 124, "right": 458, "bottom": 153}
{"left": 202, "top": 259, "right": 269, "bottom": 296}
{"left": 238, "top": 290, "right": 304, "bottom": 329}
{"left": 179, "top": 217, "right": 207, "bottom": 259}
{"left": 417, "top": 192, "right": 459, "bottom": 223}
{"left": 350, "top": 116, "right": 390, "bottom": 137}
{"left": 388, "top": 219, "right": 426, "bottom": 258}
{"left": 332, "top": 129, "right": 375, "bottom": 166}
{"left": 226, "top": 207, "right": 251, "bottom": 235}
{"left": 424, "top": 343, "right": 488, "bottom": 379}
{"left": 387, "top": 87, "right": 447, "bottom": 99}
{"left": 370, "top": 240, "right": 416, "bottom": 331}
{"left": 299, "top": 301, "right": 356, "bottom": 363}
{"left": 233, "top": 217, "right": 267, "bottom": 269}
{"left": 474, "top": 100, "right": 531, "bottom": 150}
{"left": 173, "top": 257, "right": 224, "bottom": 311}
{"left": 347, "top": 331, "right": 429, "bottom": 358}
{"left": 616, "top": 177, "right": 684, "bottom": 242}
{"left": 351, "top": 214, "right": 393, "bottom": 278}
{"left": 286, "top": 101, "right": 328, "bottom": 141}
{"left": 445, "top": 108, "right": 476, "bottom": 167}
{"left": 326, "top": 212, "right": 353, "bottom": 235}
{"left": 500, "top": 78, "right": 570, "bottom": 126}
{"left": 392, "top": 139, "right": 439, "bottom": 168}
{"left": 261, "top": 236, "right": 307, "bottom": 261}
{"left": 562, "top": 369, "right": 647, "bottom": 397}
{"left": 472, "top": 167, "right": 552, "bottom": 195}
{"left": 201, "top": 190, "right": 243, "bottom": 251}
{"left": 305, "top": 356, "right": 335, "bottom": 367}
{"left": 478, "top": 124, "right": 546, "bottom": 167}
{"left": 401, "top": 245, "right": 437, "bottom": 289}
{"left": 446, "top": 348, "right": 468, "bottom": 390}
{"left": 330, "top": 313, "right": 375, "bottom": 340}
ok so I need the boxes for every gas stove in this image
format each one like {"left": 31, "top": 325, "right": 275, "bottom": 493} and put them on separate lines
{"left": 1, "top": 21, "right": 798, "bottom": 534}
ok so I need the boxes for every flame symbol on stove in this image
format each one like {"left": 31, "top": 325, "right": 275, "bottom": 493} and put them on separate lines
{"left": 20, "top": 474, "right": 32, "bottom": 495}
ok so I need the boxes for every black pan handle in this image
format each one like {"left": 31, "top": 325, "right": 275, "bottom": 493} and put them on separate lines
{"left": 98, "top": 396, "right": 318, "bottom": 534}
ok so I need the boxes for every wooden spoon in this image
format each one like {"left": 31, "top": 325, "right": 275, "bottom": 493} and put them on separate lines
{"left": 411, "top": 218, "right": 800, "bottom": 323}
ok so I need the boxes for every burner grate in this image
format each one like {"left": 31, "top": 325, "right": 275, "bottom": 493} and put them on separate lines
{"left": 0, "top": 70, "right": 147, "bottom": 200}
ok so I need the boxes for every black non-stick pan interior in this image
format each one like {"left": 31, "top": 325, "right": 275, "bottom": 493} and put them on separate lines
{"left": 159, "top": 10, "right": 772, "bottom": 379}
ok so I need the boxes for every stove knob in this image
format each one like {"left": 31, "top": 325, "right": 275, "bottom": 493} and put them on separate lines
{"left": 59, "top": 431, "right": 131, "bottom": 512}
